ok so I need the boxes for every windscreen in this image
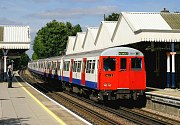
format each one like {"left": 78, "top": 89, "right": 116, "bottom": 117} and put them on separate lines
{"left": 131, "top": 58, "right": 142, "bottom": 70}
{"left": 103, "top": 58, "right": 116, "bottom": 71}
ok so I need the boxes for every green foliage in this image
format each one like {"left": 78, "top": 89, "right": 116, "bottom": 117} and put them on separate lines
{"left": 32, "top": 20, "right": 82, "bottom": 60}
{"left": 105, "top": 12, "right": 119, "bottom": 21}
{"left": 18, "top": 53, "right": 30, "bottom": 69}
{"left": 32, "top": 53, "right": 38, "bottom": 60}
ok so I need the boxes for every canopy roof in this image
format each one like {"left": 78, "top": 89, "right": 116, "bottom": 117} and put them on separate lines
{"left": 0, "top": 25, "right": 30, "bottom": 49}
{"left": 66, "top": 12, "right": 180, "bottom": 55}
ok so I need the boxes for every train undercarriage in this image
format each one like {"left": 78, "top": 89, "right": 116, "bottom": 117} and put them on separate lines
{"left": 61, "top": 80, "right": 146, "bottom": 107}
{"left": 31, "top": 72, "right": 146, "bottom": 107}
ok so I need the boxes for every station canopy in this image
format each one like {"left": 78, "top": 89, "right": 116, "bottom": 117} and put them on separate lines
{"left": 0, "top": 25, "right": 30, "bottom": 57}
{"left": 66, "top": 12, "right": 180, "bottom": 55}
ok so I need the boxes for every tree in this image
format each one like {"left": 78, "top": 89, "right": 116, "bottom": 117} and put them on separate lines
{"left": 32, "top": 20, "right": 82, "bottom": 60}
{"left": 18, "top": 53, "right": 30, "bottom": 69}
{"left": 105, "top": 12, "right": 119, "bottom": 21}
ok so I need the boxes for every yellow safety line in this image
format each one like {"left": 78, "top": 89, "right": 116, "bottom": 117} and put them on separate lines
{"left": 18, "top": 82, "right": 67, "bottom": 125}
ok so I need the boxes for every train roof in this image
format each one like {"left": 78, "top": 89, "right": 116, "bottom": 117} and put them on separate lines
{"left": 64, "top": 47, "right": 143, "bottom": 59}
{"left": 29, "top": 47, "right": 143, "bottom": 63}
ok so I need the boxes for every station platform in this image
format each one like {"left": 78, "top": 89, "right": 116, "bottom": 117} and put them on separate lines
{"left": 145, "top": 87, "right": 180, "bottom": 117}
{"left": 146, "top": 87, "right": 180, "bottom": 100}
{"left": 0, "top": 73, "right": 90, "bottom": 125}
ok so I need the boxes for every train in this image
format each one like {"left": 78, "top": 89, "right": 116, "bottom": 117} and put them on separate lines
{"left": 28, "top": 47, "right": 146, "bottom": 104}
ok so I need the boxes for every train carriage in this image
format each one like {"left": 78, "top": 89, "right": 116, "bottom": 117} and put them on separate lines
{"left": 28, "top": 47, "right": 146, "bottom": 102}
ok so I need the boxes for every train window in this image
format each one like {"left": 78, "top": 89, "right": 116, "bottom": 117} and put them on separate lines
{"left": 46, "top": 62, "right": 48, "bottom": 69}
{"left": 58, "top": 62, "right": 61, "bottom": 70}
{"left": 67, "top": 61, "right": 70, "bottom": 71}
{"left": 86, "top": 60, "right": 96, "bottom": 73}
{"left": 52, "top": 62, "right": 54, "bottom": 69}
{"left": 41, "top": 63, "right": 43, "bottom": 68}
{"left": 77, "top": 61, "right": 82, "bottom": 72}
{"left": 103, "top": 58, "right": 116, "bottom": 71}
{"left": 120, "top": 58, "right": 126, "bottom": 70}
{"left": 86, "top": 60, "right": 91, "bottom": 73}
{"left": 63, "top": 61, "right": 70, "bottom": 71}
{"left": 131, "top": 58, "right": 142, "bottom": 70}
{"left": 48, "top": 62, "right": 51, "bottom": 69}
{"left": 91, "top": 60, "right": 95, "bottom": 73}
{"left": 73, "top": 61, "right": 77, "bottom": 72}
{"left": 52, "top": 62, "right": 57, "bottom": 70}
{"left": 63, "top": 62, "right": 66, "bottom": 71}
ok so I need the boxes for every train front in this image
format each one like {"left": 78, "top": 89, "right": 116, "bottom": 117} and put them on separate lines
{"left": 98, "top": 47, "right": 146, "bottom": 101}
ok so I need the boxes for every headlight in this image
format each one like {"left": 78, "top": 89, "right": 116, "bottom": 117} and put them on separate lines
{"left": 104, "top": 83, "right": 107, "bottom": 86}
{"left": 108, "top": 83, "right": 111, "bottom": 87}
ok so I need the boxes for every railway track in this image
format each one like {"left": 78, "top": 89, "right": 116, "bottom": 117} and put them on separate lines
{"left": 60, "top": 91, "right": 180, "bottom": 125}
{"left": 19, "top": 69, "right": 180, "bottom": 125}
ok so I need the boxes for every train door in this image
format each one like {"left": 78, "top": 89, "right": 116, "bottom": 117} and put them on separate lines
{"left": 118, "top": 57, "right": 130, "bottom": 88}
{"left": 74, "top": 60, "right": 82, "bottom": 85}
{"left": 81, "top": 58, "right": 86, "bottom": 86}
{"left": 49, "top": 61, "right": 52, "bottom": 78}
{"left": 70, "top": 59, "right": 74, "bottom": 83}
{"left": 85, "top": 58, "right": 97, "bottom": 89}
{"left": 57, "top": 60, "right": 61, "bottom": 80}
{"left": 98, "top": 56, "right": 117, "bottom": 90}
{"left": 72, "top": 59, "right": 81, "bottom": 84}
{"left": 129, "top": 57, "right": 146, "bottom": 89}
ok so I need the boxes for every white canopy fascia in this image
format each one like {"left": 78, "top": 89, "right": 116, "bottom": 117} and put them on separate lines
{"left": 0, "top": 42, "right": 30, "bottom": 49}
{"left": 136, "top": 29, "right": 180, "bottom": 42}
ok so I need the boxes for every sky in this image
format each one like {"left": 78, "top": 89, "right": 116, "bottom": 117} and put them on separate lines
{"left": 0, "top": 0, "right": 179, "bottom": 58}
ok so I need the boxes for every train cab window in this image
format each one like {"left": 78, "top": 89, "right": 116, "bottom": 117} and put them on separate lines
{"left": 120, "top": 58, "right": 126, "bottom": 70}
{"left": 131, "top": 58, "right": 142, "bottom": 70}
{"left": 103, "top": 58, "right": 116, "bottom": 71}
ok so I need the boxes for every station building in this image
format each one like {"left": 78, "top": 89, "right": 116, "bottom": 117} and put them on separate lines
{"left": 0, "top": 25, "right": 30, "bottom": 81}
{"left": 66, "top": 12, "right": 180, "bottom": 89}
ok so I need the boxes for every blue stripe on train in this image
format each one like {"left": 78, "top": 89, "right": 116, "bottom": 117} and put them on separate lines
{"left": 52, "top": 74, "right": 54, "bottom": 79}
{"left": 85, "top": 80, "right": 97, "bottom": 89}
{"left": 63, "top": 76, "right": 69, "bottom": 82}
{"left": 59, "top": 75, "right": 97, "bottom": 89}
{"left": 58, "top": 76, "right": 61, "bottom": 80}
{"left": 29, "top": 70, "right": 98, "bottom": 89}
{"left": 72, "top": 78, "right": 81, "bottom": 85}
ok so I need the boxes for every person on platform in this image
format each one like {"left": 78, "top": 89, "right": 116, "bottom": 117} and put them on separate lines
{"left": 7, "top": 63, "right": 13, "bottom": 88}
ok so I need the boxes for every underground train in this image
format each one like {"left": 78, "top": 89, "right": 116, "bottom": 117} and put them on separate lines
{"left": 28, "top": 47, "right": 146, "bottom": 103}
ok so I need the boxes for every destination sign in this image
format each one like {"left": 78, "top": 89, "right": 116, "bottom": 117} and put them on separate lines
{"left": 118, "top": 52, "right": 128, "bottom": 55}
